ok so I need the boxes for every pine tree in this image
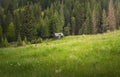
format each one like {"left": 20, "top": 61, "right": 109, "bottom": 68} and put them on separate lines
{"left": 0, "top": 25, "right": 2, "bottom": 43}
{"left": 71, "top": 16, "right": 76, "bottom": 35}
{"left": 38, "top": 16, "right": 49, "bottom": 38}
{"left": 92, "top": 8, "right": 97, "bottom": 34}
{"left": 17, "top": 34, "right": 23, "bottom": 46}
{"left": 102, "top": 9, "right": 108, "bottom": 32}
{"left": 108, "top": 0, "right": 116, "bottom": 31}
{"left": 115, "top": 1, "right": 120, "bottom": 29}
{"left": 83, "top": 1, "right": 93, "bottom": 34}
{"left": 48, "top": 4, "right": 64, "bottom": 37}
{"left": 72, "top": 0, "right": 83, "bottom": 35}
{"left": 21, "top": 2, "right": 36, "bottom": 41}
{"left": 3, "top": 37, "right": 9, "bottom": 47}
{"left": 82, "top": 17, "right": 89, "bottom": 34}
{"left": 14, "top": 9, "right": 23, "bottom": 41}
{"left": 59, "top": 0, "right": 64, "bottom": 32}
{"left": 7, "top": 22, "right": 15, "bottom": 42}
{"left": 64, "top": 23, "right": 70, "bottom": 36}
{"left": 49, "top": 11, "right": 56, "bottom": 37}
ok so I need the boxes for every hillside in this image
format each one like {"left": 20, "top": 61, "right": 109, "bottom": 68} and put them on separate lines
{"left": 0, "top": 31, "right": 120, "bottom": 77}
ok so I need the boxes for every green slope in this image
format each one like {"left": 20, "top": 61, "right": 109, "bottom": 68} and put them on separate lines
{"left": 0, "top": 31, "right": 120, "bottom": 77}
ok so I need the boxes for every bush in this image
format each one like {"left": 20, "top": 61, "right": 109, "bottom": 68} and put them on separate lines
{"left": 31, "top": 38, "right": 42, "bottom": 44}
{"left": 36, "top": 38, "right": 42, "bottom": 43}
{"left": 64, "top": 26, "right": 70, "bottom": 36}
{"left": 27, "top": 41, "right": 31, "bottom": 45}
{"left": 17, "top": 34, "right": 23, "bottom": 46}
{"left": 0, "top": 37, "right": 9, "bottom": 47}
{"left": 24, "top": 36, "right": 28, "bottom": 44}
{"left": 107, "top": 30, "right": 111, "bottom": 33}
{"left": 22, "top": 41, "right": 26, "bottom": 46}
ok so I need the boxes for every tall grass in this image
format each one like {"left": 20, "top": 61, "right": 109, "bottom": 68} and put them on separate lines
{"left": 0, "top": 31, "right": 120, "bottom": 77}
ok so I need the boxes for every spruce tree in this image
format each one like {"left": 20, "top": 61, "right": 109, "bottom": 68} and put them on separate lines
{"left": 115, "top": 1, "right": 120, "bottom": 28}
{"left": 17, "top": 34, "right": 23, "bottom": 46}
{"left": 83, "top": 1, "right": 93, "bottom": 34}
{"left": 102, "top": 9, "right": 108, "bottom": 32}
{"left": 92, "top": 8, "right": 97, "bottom": 34}
{"left": 21, "top": 2, "right": 36, "bottom": 41}
{"left": 108, "top": 0, "right": 116, "bottom": 31}
{"left": 7, "top": 22, "right": 15, "bottom": 42}
{"left": 4, "top": 37, "right": 9, "bottom": 47}
{"left": 0, "top": 25, "right": 2, "bottom": 43}
{"left": 38, "top": 16, "right": 49, "bottom": 38}
{"left": 64, "top": 23, "right": 70, "bottom": 36}
{"left": 82, "top": 17, "right": 89, "bottom": 34}
{"left": 59, "top": 0, "right": 64, "bottom": 32}
{"left": 48, "top": 4, "right": 63, "bottom": 37}
{"left": 14, "top": 9, "right": 23, "bottom": 41}
{"left": 71, "top": 16, "right": 76, "bottom": 35}
{"left": 72, "top": 0, "right": 83, "bottom": 35}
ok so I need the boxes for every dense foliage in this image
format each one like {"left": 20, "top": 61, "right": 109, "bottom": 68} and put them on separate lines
{"left": 0, "top": 0, "right": 119, "bottom": 45}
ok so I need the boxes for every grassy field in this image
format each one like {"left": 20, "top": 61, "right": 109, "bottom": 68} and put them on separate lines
{"left": 0, "top": 31, "right": 120, "bottom": 77}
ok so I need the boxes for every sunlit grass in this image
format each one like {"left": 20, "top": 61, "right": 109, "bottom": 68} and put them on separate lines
{"left": 0, "top": 31, "right": 120, "bottom": 77}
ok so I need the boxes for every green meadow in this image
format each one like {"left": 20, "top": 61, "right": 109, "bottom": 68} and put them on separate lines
{"left": 0, "top": 31, "right": 120, "bottom": 77}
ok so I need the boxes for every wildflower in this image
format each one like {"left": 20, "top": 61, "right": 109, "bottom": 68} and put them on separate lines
{"left": 17, "top": 62, "right": 21, "bottom": 66}
{"left": 10, "top": 64, "right": 13, "bottom": 66}
{"left": 55, "top": 69, "right": 62, "bottom": 73}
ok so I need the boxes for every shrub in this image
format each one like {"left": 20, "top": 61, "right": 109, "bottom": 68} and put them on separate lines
{"left": 4, "top": 37, "right": 9, "bottom": 47}
{"left": 24, "top": 36, "right": 28, "bottom": 44}
{"left": 17, "top": 34, "right": 23, "bottom": 46}
{"left": 0, "top": 37, "right": 9, "bottom": 47}
{"left": 27, "top": 42, "right": 31, "bottom": 45}
{"left": 31, "top": 38, "right": 42, "bottom": 44}
{"left": 22, "top": 41, "right": 26, "bottom": 46}
{"left": 107, "top": 30, "right": 111, "bottom": 33}
{"left": 64, "top": 26, "right": 70, "bottom": 36}
{"left": 36, "top": 38, "right": 43, "bottom": 43}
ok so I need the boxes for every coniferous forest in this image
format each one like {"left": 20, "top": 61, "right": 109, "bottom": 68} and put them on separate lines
{"left": 0, "top": 0, "right": 119, "bottom": 47}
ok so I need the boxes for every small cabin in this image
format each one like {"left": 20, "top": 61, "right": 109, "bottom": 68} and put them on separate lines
{"left": 54, "top": 33, "right": 64, "bottom": 39}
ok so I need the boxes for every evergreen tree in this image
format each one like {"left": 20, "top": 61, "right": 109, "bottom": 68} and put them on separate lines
{"left": 92, "top": 8, "right": 97, "bottom": 34}
{"left": 108, "top": 0, "right": 116, "bottom": 31}
{"left": 7, "top": 22, "right": 15, "bottom": 42}
{"left": 38, "top": 16, "right": 49, "bottom": 38}
{"left": 3, "top": 37, "right": 8, "bottom": 47}
{"left": 115, "top": 1, "right": 120, "bottom": 28}
{"left": 48, "top": 3, "right": 64, "bottom": 37}
{"left": 0, "top": 25, "right": 2, "bottom": 43}
{"left": 49, "top": 10, "right": 59, "bottom": 37}
{"left": 71, "top": 16, "right": 76, "bottom": 35}
{"left": 58, "top": 0, "right": 64, "bottom": 33}
{"left": 83, "top": 1, "right": 93, "bottom": 34}
{"left": 64, "top": 23, "right": 70, "bottom": 36}
{"left": 17, "top": 33, "right": 23, "bottom": 46}
{"left": 82, "top": 17, "right": 89, "bottom": 34}
{"left": 102, "top": 9, "right": 108, "bottom": 32}
{"left": 72, "top": 0, "right": 84, "bottom": 35}
{"left": 14, "top": 9, "right": 23, "bottom": 40}
{"left": 21, "top": 2, "right": 36, "bottom": 41}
